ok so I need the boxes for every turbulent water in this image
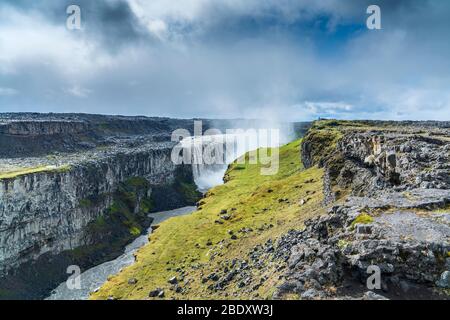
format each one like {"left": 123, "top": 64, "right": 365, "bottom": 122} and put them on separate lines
{"left": 46, "top": 206, "right": 196, "bottom": 300}
{"left": 180, "top": 132, "right": 290, "bottom": 191}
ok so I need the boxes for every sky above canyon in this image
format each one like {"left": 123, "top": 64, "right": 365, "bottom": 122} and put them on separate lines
{"left": 0, "top": 0, "right": 449, "bottom": 121}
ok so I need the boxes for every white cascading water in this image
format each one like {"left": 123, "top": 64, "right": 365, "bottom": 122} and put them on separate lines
{"left": 179, "top": 131, "right": 289, "bottom": 191}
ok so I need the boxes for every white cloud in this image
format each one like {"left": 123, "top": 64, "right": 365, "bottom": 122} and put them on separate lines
{"left": 0, "top": 1, "right": 449, "bottom": 120}
{"left": 126, "top": 0, "right": 358, "bottom": 26}
{"left": 0, "top": 7, "right": 114, "bottom": 77}
{"left": 0, "top": 87, "right": 18, "bottom": 96}
{"left": 128, "top": 0, "right": 206, "bottom": 22}
{"left": 146, "top": 19, "right": 168, "bottom": 40}
{"left": 372, "top": 88, "right": 450, "bottom": 120}
{"left": 65, "top": 85, "right": 92, "bottom": 98}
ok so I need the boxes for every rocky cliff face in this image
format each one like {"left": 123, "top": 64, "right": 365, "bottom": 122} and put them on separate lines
{"left": 0, "top": 120, "right": 89, "bottom": 136}
{"left": 0, "top": 145, "right": 178, "bottom": 276}
{"left": 0, "top": 113, "right": 199, "bottom": 158}
{"left": 0, "top": 114, "right": 203, "bottom": 299}
{"left": 337, "top": 132, "right": 449, "bottom": 192}
{"left": 276, "top": 121, "right": 450, "bottom": 300}
{"left": 301, "top": 121, "right": 450, "bottom": 202}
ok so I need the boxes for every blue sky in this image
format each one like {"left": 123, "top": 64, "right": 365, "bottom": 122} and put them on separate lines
{"left": 0, "top": 0, "right": 449, "bottom": 120}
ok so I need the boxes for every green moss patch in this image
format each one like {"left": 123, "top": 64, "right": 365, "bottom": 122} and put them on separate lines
{"left": 0, "top": 165, "right": 71, "bottom": 180}
{"left": 75, "top": 176, "right": 154, "bottom": 268}
{"left": 302, "top": 127, "right": 343, "bottom": 167}
{"left": 351, "top": 213, "right": 374, "bottom": 229}
{"left": 176, "top": 181, "right": 202, "bottom": 204}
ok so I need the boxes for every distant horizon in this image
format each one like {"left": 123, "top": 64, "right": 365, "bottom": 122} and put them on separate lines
{"left": 1, "top": 111, "right": 449, "bottom": 123}
{"left": 0, "top": 111, "right": 309, "bottom": 123}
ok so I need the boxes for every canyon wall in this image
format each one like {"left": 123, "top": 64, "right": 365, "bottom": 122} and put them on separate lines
{"left": 0, "top": 113, "right": 305, "bottom": 299}
{"left": 275, "top": 121, "right": 450, "bottom": 300}
{"left": 0, "top": 114, "right": 203, "bottom": 299}
{"left": 0, "top": 146, "right": 179, "bottom": 276}
{"left": 301, "top": 121, "right": 450, "bottom": 202}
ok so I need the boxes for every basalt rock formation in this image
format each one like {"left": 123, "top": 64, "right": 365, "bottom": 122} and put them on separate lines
{"left": 276, "top": 121, "right": 450, "bottom": 299}
{"left": 0, "top": 114, "right": 203, "bottom": 299}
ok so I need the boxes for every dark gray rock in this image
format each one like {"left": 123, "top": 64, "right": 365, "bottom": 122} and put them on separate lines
{"left": 168, "top": 276, "right": 178, "bottom": 285}
{"left": 356, "top": 224, "right": 373, "bottom": 235}
{"left": 301, "top": 289, "right": 322, "bottom": 300}
{"left": 149, "top": 289, "right": 163, "bottom": 297}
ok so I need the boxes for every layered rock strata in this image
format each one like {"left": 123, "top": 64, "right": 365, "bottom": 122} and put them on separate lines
{"left": 276, "top": 122, "right": 450, "bottom": 299}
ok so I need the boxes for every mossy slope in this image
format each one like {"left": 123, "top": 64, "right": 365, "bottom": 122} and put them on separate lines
{"left": 0, "top": 165, "right": 71, "bottom": 180}
{"left": 92, "top": 139, "right": 325, "bottom": 300}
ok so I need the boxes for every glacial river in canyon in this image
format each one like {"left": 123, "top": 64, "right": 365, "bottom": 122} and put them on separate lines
{"left": 46, "top": 206, "right": 196, "bottom": 300}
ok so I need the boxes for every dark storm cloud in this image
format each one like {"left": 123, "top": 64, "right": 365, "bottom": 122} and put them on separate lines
{"left": 1, "top": 0, "right": 433, "bottom": 49}
{"left": 1, "top": 0, "right": 151, "bottom": 50}
{"left": 0, "top": 0, "right": 449, "bottom": 120}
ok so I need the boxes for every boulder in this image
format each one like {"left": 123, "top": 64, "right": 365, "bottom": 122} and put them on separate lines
{"left": 168, "top": 276, "right": 178, "bottom": 285}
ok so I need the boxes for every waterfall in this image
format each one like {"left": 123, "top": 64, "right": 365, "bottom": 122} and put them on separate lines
{"left": 179, "top": 131, "right": 286, "bottom": 191}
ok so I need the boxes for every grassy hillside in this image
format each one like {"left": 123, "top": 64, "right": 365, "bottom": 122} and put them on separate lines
{"left": 91, "top": 139, "right": 325, "bottom": 300}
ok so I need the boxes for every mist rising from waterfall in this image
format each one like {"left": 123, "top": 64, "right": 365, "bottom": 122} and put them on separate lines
{"left": 179, "top": 121, "right": 295, "bottom": 191}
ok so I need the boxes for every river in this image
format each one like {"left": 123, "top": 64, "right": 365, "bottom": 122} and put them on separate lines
{"left": 46, "top": 206, "right": 196, "bottom": 300}
{"left": 46, "top": 132, "right": 288, "bottom": 300}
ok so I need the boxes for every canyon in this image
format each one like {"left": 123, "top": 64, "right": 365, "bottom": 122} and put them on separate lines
{"left": 0, "top": 113, "right": 300, "bottom": 299}
{"left": 0, "top": 114, "right": 204, "bottom": 299}
{"left": 1, "top": 114, "right": 448, "bottom": 300}
{"left": 92, "top": 120, "right": 450, "bottom": 300}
